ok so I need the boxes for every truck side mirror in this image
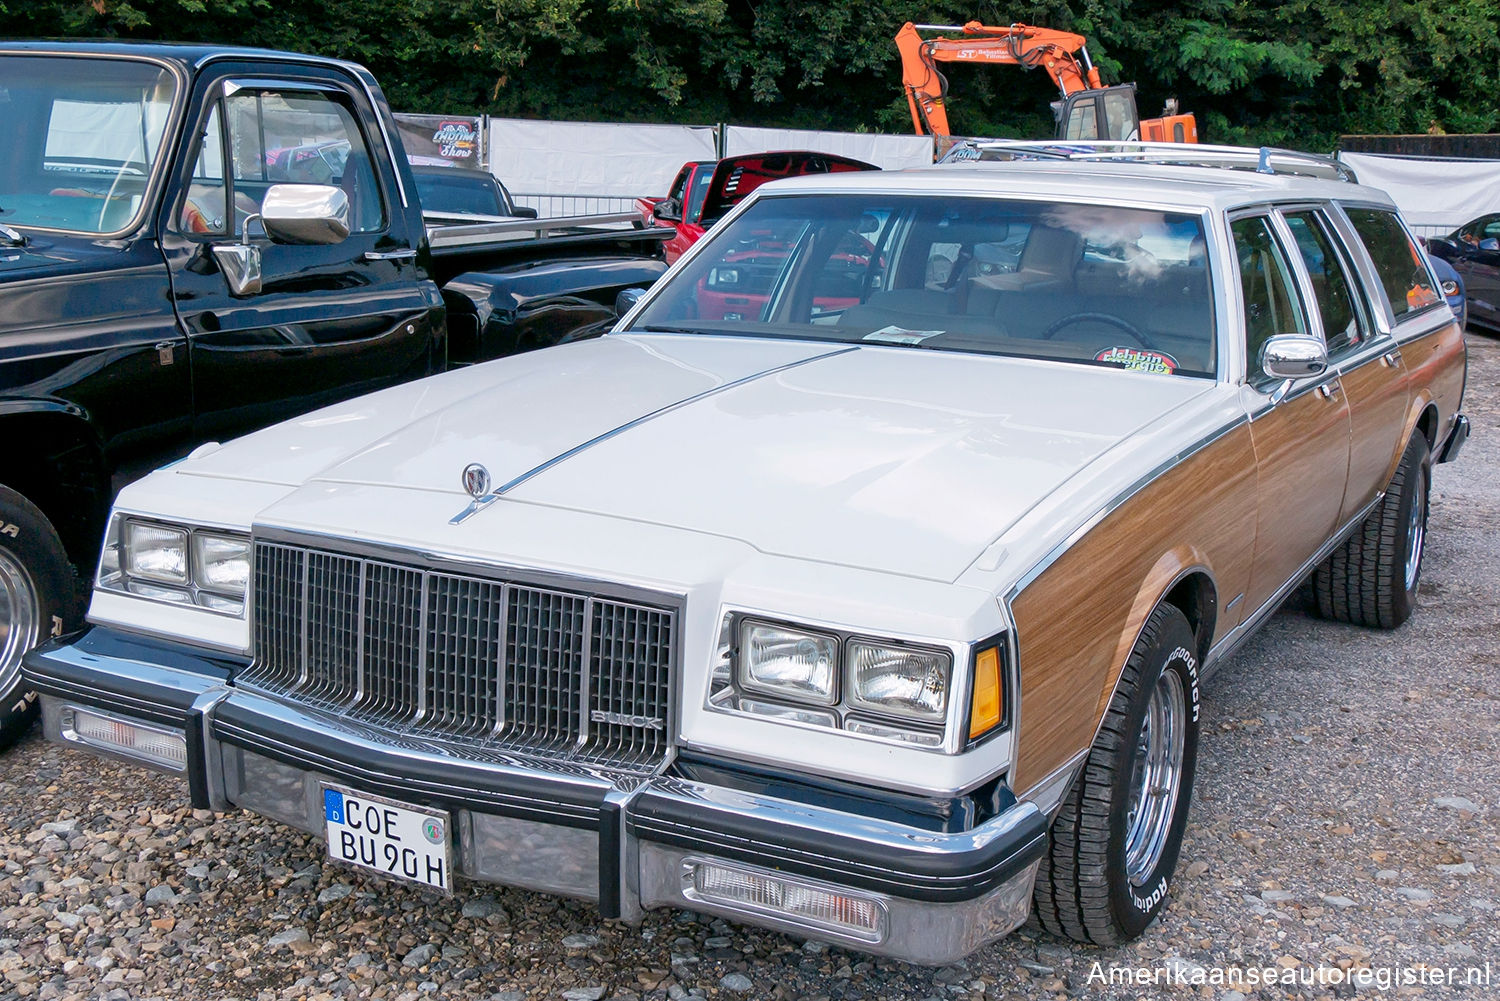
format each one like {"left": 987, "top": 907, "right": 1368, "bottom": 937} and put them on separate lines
{"left": 653, "top": 200, "right": 682, "bottom": 224}
{"left": 511, "top": 206, "right": 539, "bottom": 220}
{"left": 260, "top": 183, "right": 351, "bottom": 245}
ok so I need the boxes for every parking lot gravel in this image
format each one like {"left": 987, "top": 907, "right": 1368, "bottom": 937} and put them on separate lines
{"left": 2, "top": 333, "right": 1496, "bottom": 1001}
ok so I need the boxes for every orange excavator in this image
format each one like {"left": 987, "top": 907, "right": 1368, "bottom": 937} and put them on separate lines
{"left": 896, "top": 21, "right": 1198, "bottom": 144}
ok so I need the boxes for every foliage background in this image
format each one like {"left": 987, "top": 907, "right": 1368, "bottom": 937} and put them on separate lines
{"left": 2, "top": 0, "right": 1497, "bottom": 148}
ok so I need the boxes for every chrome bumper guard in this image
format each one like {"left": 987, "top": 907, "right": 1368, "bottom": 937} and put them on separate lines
{"left": 25, "top": 628, "right": 1047, "bottom": 964}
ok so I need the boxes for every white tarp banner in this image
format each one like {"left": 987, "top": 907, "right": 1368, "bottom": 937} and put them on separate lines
{"left": 486, "top": 119, "right": 717, "bottom": 199}
{"left": 1339, "top": 151, "right": 1500, "bottom": 237}
{"left": 724, "top": 126, "right": 934, "bottom": 171}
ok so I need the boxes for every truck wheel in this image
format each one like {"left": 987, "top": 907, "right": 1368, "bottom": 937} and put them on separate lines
{"left": 1034, "top": 603, "right": 1200, "bottom": 944}
{"left": 1312, "top": 433, "right": 1430, "bottom": 629}
{"left": 0, "top": 487, "right": 78, "bottom": 750}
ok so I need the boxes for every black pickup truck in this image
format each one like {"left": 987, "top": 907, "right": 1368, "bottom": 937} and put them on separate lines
{"left": 0, "top": 41, "right": 669, "bottom": 745}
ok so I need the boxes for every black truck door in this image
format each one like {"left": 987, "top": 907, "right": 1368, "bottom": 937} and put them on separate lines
{"left": 160, "top": 64, "right": 442, "bottom": 441}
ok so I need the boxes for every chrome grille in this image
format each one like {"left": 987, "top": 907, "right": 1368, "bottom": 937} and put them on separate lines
{"left": 244, "top": 540, "right": 675, "bottom": 772}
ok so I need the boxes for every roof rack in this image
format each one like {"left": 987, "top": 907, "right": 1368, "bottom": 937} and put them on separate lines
{"left": 940, "top": 140, "right": 1359, "bottom": 183}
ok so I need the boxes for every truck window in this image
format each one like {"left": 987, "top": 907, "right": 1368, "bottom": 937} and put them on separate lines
{"left": 1344, "top": 207, "right": 1440, "bottom": 320}
{"left": 180, "top": 105, "right": 232, "bottom": 234}
{"left": 0, "top": 55, "right": 176, "bottom": 234}
{"left": 221, "top": 88, "right": 385, "bottom": 234}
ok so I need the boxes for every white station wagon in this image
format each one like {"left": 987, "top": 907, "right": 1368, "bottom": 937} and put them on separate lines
{"left": 26, "top": 142, "right": 1468, "bottom": 964}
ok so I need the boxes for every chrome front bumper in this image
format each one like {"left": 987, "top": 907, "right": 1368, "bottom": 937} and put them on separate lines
{"left": 26, "top": 628, "right": 1047, "bottom": 965}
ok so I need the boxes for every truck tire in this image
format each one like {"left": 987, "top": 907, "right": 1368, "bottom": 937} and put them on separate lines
{"left": 0, "top": 486, "right": 78, "bottom": 750}
{"left": 1034, "top": 603, "right": 1201, "bottom": 944}
{"left": 1312, "top": 433, "right": 1430, "bottom": 629}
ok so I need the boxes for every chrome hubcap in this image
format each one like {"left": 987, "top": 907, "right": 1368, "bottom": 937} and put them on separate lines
{"left": 1124, "top": 669, "right": 1186, "bottom": 886}
{"left": 1404, "top": 471, "right": 1426, "bottom": 592}
{"left": 0, "top": 551, "right": 41, "bottom": 696}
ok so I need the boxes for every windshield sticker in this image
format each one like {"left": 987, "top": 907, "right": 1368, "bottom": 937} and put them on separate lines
{"left": 864, "top": 326, "right": 944, "bottom": 345}
{"left": 1095, "top": 346, "right": 1179, "bottom": 375}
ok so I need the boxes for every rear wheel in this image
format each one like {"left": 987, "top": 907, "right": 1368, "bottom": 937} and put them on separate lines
{"left": 1034, "top": 603, "right": 1201, "bottom": 944}
{"left": 0, "top": 487, "right": 79, "bottom": 750}
{"left": 1312, "top": 433, "right": 1430, "bottom": 629}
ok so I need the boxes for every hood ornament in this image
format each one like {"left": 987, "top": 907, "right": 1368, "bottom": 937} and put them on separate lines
{"left": 462, "top": 463, "right": 492, "bottom": 498}
{"left": 451, "top": 462, "right": 498, "bottom": 525}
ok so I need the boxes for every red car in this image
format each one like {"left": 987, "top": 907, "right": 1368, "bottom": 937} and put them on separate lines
{"left": 637, "top": 151, "right": 877, "bottom": 264}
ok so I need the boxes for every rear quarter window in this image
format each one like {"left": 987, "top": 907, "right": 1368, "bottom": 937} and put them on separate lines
{"left": 1344, "top": 207, "right": 1440, "bottom": 320}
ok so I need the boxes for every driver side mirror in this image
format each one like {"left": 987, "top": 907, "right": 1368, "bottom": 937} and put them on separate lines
{"left": 260, "top": 183, "right": 351, "bottom": 245}
{"left": 211, "top": 183, "right": 350, "bottom": 298}
{"left": 1260, "top": 334, "right": 1328, "bottom": 381}
{"left": 653, "top": 199, "right": 682, "bottom": 224}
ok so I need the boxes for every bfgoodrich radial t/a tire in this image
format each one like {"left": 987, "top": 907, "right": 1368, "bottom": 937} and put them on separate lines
{"left": 1312, "top": 433, "right": 1431, "bottom": 630}
{"left": 1034, "top": 603, "right": 1201, "bottom": 944}
{"left": 0, "top": 486, "right": 78, "bottom": 750}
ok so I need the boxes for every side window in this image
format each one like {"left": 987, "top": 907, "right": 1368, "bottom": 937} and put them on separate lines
{"left": 1063, "top": 96, "right": 1100, "bottom": 140}
{"left": 1344, "top": 207, "right": 1439, "bottom": 319}
{"left": 223, "top": 88, "right": 384, "bottom": 235}
{"left": 1101, "top": 89, "right": 1140, "bottom": 140}
{"left": 179, "top": 105, "right": 230, "bottom": 235}
{"left": 1283, "top": 210, "right": 1366, "bottom": 356}
{"left": 684, "top": 167, "right": 714, "bottom": 222}
{"left": 1231, "top": 215, "right": 1308, "bottom": 383}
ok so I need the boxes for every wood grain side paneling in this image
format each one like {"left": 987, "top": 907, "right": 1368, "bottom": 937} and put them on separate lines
{"left": 1241, "top": 388, "right": 1351, "bottom": 613}
{"left": 1339, "top": 348, "right": 1411, "bottom": 522}
{"left": 1010, "top": 424, "right": 1257, "bottom": 794}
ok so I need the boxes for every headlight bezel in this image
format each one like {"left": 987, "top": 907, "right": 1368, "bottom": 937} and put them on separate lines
{"left": 97, "top": 514, "right": 251, "bottom": 618}
{"left": 712, "top": 610, "right": 1003, "bottom": 754}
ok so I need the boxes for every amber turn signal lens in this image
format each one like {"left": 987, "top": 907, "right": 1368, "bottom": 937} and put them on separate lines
{"left": 969, "top": 646, "right": 1002, "bottom": 739}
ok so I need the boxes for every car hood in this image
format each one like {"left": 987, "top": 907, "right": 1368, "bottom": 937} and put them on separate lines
{"left": 183, "top": 333, "right": 1210, "bottom": 582}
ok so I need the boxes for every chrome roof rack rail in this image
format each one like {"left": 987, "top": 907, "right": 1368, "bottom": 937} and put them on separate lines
{"left": 940, "top": 139, "right": 1358, "bottom": 183}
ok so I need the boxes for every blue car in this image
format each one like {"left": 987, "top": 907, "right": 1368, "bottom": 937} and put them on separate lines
{"left": 1428, "top": 253, "right": 1467, "bottom": 331}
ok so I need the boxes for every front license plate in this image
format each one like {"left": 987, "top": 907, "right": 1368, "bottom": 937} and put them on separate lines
{"left": 323, "top": 785, "right": 453, "bottom": 893}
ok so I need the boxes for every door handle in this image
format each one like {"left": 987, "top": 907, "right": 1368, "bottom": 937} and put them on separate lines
{"left": 363, "top": 248, "right": 417, "bottom": 262}
{"left": 1381, "top": 349, "right": 1403, "bottom": 368}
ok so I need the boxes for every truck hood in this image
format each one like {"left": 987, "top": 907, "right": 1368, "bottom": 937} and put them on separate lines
{"left": 183, "top": 333, "right": 1210, "bottom": 582}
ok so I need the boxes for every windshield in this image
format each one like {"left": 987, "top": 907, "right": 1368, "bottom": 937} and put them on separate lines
{"left": 0, "top": 56, "right": 177, "bottom": 235}
{"left": 633, "top": 193, "right": 1216, "bottom": 378}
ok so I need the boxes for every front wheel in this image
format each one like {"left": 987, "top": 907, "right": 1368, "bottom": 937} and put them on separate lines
{"left": 1034, "top": 603, "right": 1201, "bottom": 944}
{"left": 0, "top": 486, "right": 78, "bottom": 750}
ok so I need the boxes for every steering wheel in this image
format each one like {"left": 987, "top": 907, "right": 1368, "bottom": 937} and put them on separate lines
{"left": 1040, "top": 311, "right": 1158, "bottom": 350}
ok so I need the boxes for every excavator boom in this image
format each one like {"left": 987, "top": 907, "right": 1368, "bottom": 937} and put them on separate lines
{"left": 896, "top": 20, "right": 1196, "bottom": 143}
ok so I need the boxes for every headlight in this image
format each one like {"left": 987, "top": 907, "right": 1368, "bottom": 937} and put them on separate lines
{"left": 845, "top": 640, "right": 950, "bottom": 723}
{"left": 738, "top": 620, "right": 838, "bottom": 705}
{"left": 194, "top": 533, "right": 250, "bottom": 594}
{"left": 123, "top": 522, "right": 188, "bottom": 585}
{"left": 98, "top": 516, "right": 250, "bottom": 617}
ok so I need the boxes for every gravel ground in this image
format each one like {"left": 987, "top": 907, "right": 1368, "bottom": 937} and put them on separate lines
{"left": 2, "top": 334, "right": 1497, "bottom": 1001}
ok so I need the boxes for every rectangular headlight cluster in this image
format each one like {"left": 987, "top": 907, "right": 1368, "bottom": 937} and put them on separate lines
{"left": 709, "top": 616, "right": 992, "bottom": 749}
{"left": 97, "top": 515, "right": 250, "bottom": 617}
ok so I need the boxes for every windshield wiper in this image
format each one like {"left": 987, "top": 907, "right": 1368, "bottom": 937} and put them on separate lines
{"left": 634, "top": 324, "right": 711, "bottom": 334}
